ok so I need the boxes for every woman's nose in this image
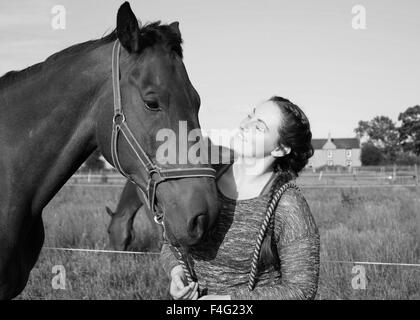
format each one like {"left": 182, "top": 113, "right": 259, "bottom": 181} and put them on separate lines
{"left": 241, "top": 122, "right": 253, "bottom": 132}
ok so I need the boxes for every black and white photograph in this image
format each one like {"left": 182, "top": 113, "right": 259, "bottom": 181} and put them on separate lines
{"left": 0, "top": 0, "right": 419, "bottom": 304}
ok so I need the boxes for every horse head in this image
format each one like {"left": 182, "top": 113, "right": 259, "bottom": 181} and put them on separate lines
{"left": 97, "top": 3, "right": 219, "bottom": 247}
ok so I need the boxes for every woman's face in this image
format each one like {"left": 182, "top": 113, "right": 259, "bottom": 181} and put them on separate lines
{"left": 230, "top": 100, "right": 283, "bottom": 158}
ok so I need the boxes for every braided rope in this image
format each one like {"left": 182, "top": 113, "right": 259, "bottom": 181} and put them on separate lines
{"left": 176, "top": 248, "right": 194, "bottom": 284}
{"left": 168, "top": 245, "right": 194, "bottom": 284}
{"left": 248, "top": 181, "right": 300, "bottom": 291}
{"left": 169, "top": 244, "right": 209, "bottom": 297}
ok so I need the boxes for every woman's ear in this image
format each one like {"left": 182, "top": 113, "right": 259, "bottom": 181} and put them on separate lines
{"left": 271, "top": 145, "right": 291, "bottom": 158}
{"left": 106, "top": 206, "right": 115, "bottom": 217}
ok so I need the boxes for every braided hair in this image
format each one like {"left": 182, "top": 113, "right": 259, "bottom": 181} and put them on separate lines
{"left": 259, "top": 96, "right": 314, "bottom": 269}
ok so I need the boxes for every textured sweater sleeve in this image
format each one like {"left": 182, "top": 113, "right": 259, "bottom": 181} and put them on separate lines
{"left": 230, "top": 189, "right": 320, "bottom": 300}
{"left": 160, "top": 239, "right": 181, "bottom": 278}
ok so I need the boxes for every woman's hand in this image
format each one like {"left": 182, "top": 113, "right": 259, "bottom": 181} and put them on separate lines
{"left": 198, "top": 295, "right": 231, "bottom": 300}
{"left": 169, "top": 265, "right": 199, "bottom": 300}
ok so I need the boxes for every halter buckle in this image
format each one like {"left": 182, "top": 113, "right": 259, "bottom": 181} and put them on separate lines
{"left": 154, "top": 214, "right": 164, "bottom": 225}
{"left": 150, "top": 168, "right": 165, "bottom": 183}
{"left": 113, "top": 112, "right": 126, "bottom": 126}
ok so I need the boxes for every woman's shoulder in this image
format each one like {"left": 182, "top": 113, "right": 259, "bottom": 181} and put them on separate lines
{"left": 277, "top": 186, "right": 308, "bottom": 212}
{"left": 274, "top": 185, "right": 319, "bottom": 244}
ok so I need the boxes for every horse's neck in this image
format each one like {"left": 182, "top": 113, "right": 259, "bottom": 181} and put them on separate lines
{"left": 116, "top": 182, "right": 144, "bottom": 217}
{"left": 0, "top": 42, "right": 113, "bottom": 213}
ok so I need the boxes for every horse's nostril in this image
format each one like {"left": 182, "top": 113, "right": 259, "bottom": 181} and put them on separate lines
{"left": 187, "top": 213, "right": 208, "bottom": 240}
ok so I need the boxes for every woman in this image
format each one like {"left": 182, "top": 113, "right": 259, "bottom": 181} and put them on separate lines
{"left": 160, "top": 96, "right": 320, "bottom": 300}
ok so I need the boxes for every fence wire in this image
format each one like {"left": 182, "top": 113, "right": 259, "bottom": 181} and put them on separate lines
{"left": 42, "top": 247, "right": 420, "bottom": 268}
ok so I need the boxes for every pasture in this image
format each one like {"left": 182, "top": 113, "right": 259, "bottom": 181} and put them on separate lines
{"left": 17, "top": 182, "right": 420, "bottom": 300}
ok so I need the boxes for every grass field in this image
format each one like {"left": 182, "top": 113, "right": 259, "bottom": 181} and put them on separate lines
{"left": 16, "top": 184, "right": 420, "bottom": 300}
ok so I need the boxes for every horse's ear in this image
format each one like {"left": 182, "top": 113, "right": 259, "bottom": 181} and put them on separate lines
{"left": 116, "top": 2, "right": 141, "bottom": 53}
{"left": 169, "top": 21, "right": 181, "bottom": 38}
{"left": 106, "top": 206, "right": 114, "bottom": 217}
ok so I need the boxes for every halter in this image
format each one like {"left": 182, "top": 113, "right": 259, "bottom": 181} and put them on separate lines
{"left": 110, "top": 40, "right": 216, "bottom": 224}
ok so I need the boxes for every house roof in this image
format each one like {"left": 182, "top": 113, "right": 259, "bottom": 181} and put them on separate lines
{"left": 312, "top": 138, "right": 360, "bottom": 150}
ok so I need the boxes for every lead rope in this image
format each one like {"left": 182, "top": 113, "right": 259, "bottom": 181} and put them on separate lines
{"left": 248, "top": 181, "right": 300, "bottom": 291}
{"left": 168, "top": 245, "right": 194, "bottom": 284}
{"left": 161, "top": 214, "right": 205, "bottom": 298}
{"left": 168, "top": 244, "right": 207, "bottom": 298}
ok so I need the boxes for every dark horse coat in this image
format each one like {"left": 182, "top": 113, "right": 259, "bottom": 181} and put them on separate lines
{"left": 107, "top": 146, "right": 233, "bottom": 252}
{"left": 0, "top": 2, "right": 219, "bottom": 299}
{"left": 107, "top": 181, "right": 163, "bottom": 252}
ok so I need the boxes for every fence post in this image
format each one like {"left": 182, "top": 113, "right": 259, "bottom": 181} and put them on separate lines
{"left": 393, "top": 164, "right": 397, "bottom": 181}
{"left": 101, "top": 170, "right": 108, "bottom": 184}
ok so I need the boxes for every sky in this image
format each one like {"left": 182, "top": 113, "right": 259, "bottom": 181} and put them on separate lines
{"left": 0, "top": 0, "right": 419, "bottom": 139}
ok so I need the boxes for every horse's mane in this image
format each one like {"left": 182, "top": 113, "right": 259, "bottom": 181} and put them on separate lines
{"left": 0, "top": 21, "right": 183, "bottom": 88}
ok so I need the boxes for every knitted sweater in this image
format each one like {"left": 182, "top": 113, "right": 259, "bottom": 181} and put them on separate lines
{"left": 160, "top": 186, "right": 320, "bottom": 300}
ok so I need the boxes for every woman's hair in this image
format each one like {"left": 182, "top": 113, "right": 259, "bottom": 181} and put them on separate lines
{"left": 259, "top": 96, "right": 314, "bottom": 269}
{"left": 268, "top": 96, "right": 314, "bottom": 190}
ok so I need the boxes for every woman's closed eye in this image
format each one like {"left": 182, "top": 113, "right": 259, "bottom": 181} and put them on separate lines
{"left": 244, "top": 118, "right": 266, "bottom": 132}
{"left": 256, "top": 123, "right": 265, "bottom": 131}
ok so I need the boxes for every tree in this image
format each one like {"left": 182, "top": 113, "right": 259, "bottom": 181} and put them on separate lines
{"left": 360, "top": 143, "right": 383, "bottom": 165}
{"left": 84, "top": 149, "right": 105, "bottom": 171}
{"left": 394, "top": 152, "right": 420, "bottom": 166}
{"left": 354, "top": 116, "right": 399, "bottom": 162}
{"left": 398, "top": 105, "right": 420, "bottom": 156}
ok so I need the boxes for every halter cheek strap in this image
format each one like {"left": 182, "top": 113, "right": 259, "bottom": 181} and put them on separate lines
{"left": 110, "top": 40, "right": 216, "bottom": 223}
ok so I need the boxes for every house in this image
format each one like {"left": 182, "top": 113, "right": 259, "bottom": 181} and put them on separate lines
{"left": 308, "top": 134, "right": 361, "bottom": 168}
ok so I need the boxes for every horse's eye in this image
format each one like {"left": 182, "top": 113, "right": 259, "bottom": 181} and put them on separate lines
{"left": 144, "top": 101, "right": 160, "bottom": 111}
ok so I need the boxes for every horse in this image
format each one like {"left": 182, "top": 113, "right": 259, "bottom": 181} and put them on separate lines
{"left": 0, "top": 2, "right": 219, "bottom": 299}
{"left": 107, "top": 144, "right": 235, "bottom": 252}
{"left": 106, "top": 181, "right": 163, "bottom": 252}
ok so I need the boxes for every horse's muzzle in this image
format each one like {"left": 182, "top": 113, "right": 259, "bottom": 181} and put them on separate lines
{"left": 187, "top": 213, "right": 208, "bottom": 242}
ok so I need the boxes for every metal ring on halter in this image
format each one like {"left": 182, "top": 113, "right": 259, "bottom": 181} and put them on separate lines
{"left": 154, "top": 215, "right": 164, "bottom": 225}
{"left": 149, "top": 168, "right": 161, "bottom": 178}
{"left": 113, "top": 112, "right": 126, "bottom": 126}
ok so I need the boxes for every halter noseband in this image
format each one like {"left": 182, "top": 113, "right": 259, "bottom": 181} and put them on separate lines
{"left": 110, "top": 40, "right": 216, "bottom": 224}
